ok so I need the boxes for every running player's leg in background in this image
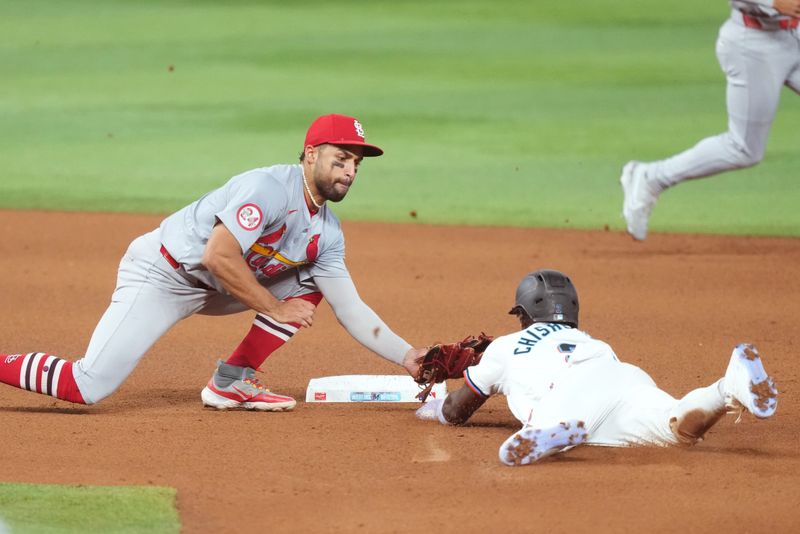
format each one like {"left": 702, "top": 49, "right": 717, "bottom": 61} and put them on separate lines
{"left": 784, "top": 55, "right": 800, "bottom": 94}
{"left": 647, "top": 22, "right": 790, "bottom": 191}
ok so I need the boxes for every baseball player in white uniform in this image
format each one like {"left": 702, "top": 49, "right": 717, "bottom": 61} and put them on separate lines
{"left": 0, "top": 114, "right": 426, "bottom": 410}
{"left": 621, "top": 0, "right": 800, "bottom": 240}
{"left": 416, "top": 270, "right": 779, "bottom": 465}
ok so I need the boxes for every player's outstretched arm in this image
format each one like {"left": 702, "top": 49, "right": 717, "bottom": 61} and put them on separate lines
{"left": 202, "top": 223, "right": 315, "bottom": 327}
{"left": 315, "top": 275, "right": 422, "bottom": 367}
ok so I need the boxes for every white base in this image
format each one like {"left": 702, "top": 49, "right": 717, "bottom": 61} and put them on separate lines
{"left": 305, "top": 375, "right": 446, "bottom": 403}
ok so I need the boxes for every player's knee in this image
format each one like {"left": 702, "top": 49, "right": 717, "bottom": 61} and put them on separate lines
{"left": 75, "top": 385, "right": 106, "bottom": 405}
{"left": 73, "top": 373, "right": 120, "bottom": 405}
{"left": 736, "top": 150, "right": 763, "bottom": 169}
{"left": 669, "top": 409, "right": 725, "bottom": 446}
{"left": 729, "top": 138, "right": 765, "bottom": 168}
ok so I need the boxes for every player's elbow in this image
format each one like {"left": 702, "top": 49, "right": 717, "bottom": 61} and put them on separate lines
{"left": 202, "top": 249, "right": 236, "bottom": 282}
{"left": 203, "top": 222, "right": 243, "bottom": 275}
{"left": 201, "top": 249, "right": 220, "bottom": 274}
{"left": 201, "top": 240, "right": 232, "bottom": 275}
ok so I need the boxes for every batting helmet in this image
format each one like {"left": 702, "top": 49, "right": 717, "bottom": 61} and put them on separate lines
{"left": 509, "top": 269, "right": 579, "bottom": 328}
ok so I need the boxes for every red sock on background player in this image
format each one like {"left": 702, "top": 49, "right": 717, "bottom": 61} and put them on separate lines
{"left": 0, "top": 352, "right": 86, "bottom": 404}
{"left": 226, "top": 292, "right": 323, "bottom": 370}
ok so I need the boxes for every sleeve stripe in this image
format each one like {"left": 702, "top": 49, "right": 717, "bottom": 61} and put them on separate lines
{"left": 463, "top": 369, "right": 489, "bottom": 398}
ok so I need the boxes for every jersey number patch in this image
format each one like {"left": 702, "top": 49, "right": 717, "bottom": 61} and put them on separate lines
{"left": 237, "top": 204, "right": 263, "bottom": 231}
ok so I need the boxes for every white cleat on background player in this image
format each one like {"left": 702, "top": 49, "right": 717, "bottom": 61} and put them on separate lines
{"left": 723, "top": 344, "right": 778, "bottom": 419}
{"left": 201, "top": 360, "right": 296, "bottom": 411}
{"left": 499, "top": 420, "right": 588, "bottom": 466}
{"left": 620, "top": 161, "right": 660, "bottom": 241}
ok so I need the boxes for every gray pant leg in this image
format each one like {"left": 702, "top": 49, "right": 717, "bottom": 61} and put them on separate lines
{"left": 785, "top": 53, "right": 800, "bottom": 94}
{"left": 197, "top": 293, "right": 249, "bottom": 316}
{"left": 650, "top": 21, "right": 791, "bottom": 189}
{"left": 73, "top": 231, "right": 209, "bottom": 403}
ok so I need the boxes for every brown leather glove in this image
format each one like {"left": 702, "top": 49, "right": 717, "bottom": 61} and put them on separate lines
{"left": 414, "top": 333, "right": 494, "bottom": 401}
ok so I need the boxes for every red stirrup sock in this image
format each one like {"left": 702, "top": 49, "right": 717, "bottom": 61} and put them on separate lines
{"left": 226, "top": 292, "right": 323, "bottom": 370}
{"left": 0, "top": 353, "right": 86, "bottom": 404}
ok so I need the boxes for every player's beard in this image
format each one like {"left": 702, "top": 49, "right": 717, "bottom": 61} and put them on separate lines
{"left": 313, "top": 166, "right": 351, "bottom": 203}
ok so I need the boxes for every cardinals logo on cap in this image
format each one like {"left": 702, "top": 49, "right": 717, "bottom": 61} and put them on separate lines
{"left": 353, "top": 120, "right": 365, "bottom": 139}
{"left": 304, "top": 114, "right": 384, "bottom": 157}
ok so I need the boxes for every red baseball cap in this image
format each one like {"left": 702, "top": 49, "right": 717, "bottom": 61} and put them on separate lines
{"left": 304, "top": 114, "right": 384, "bottom": 157}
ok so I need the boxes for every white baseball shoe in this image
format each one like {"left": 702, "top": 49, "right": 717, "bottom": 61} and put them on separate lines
{"left": 620, "top": 161, "right": 660, "bottom": 241}
{"left": 499, "top": 420, "right": 588, "bottom": 466}
{"left": 723, "top": 344, "right": 778, "bottom": 419}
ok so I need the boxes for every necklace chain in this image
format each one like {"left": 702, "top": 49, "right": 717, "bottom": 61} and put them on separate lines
{"left": 302, "top": 171, "right": 323, "bottom": 209}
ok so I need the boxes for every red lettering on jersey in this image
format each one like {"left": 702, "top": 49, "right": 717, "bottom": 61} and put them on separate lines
{"left": 306, "top": 234, "right": 321, "bottom": 263}
{"left": 260, "top": 263, "right": 288, "bottom": 277}
{"left": 245, "top": 252, "right": 269, "bottom": 271}
{"left": 256, "top": 224, "right": 287, "bottom": 246}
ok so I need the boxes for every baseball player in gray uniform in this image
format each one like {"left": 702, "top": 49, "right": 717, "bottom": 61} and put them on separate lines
{"left": 621, "top": 0, "right": 800, "bottom": 240}
{"left": 415, "top": 270, "right": 778, "bottom": 465}
{"left": 0, "top": 114, "right": 426, "bottom": 410}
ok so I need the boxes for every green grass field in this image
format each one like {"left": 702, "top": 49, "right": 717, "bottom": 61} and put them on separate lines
{"left": 2, "top": 0, "right": 798, "bottom": 235}
{"left": 0, "top": 1, "right": 797, "bottom": 530}
{"left": 0, "top": 483, "right": 179, "bottom": 533}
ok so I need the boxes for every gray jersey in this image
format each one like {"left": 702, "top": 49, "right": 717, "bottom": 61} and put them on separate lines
{"left": 159, "top": 164, "right": 348, "bottom": 294}
{"left": 65, "top": 165, "right": 407, "bottom": 404}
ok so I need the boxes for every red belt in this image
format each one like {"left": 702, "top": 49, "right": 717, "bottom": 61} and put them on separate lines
{"left": 742, "top": 13, "right": 799, "bottom": 30}
{"left": 159, "top": 244, "right": 181, "bottom": 269}
{"left": 160, "top": 244, "right": 214, "bottom": 291}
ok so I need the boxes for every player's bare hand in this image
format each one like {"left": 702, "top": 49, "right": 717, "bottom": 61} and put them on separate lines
{"left": 269, "top": 299, "right": 316, "bottom": 327}
{"left": 774, "top": 0, "right": 800, "bottom": 17}
{"left": 402, "top": 347, "right": 428, "bottom": 379}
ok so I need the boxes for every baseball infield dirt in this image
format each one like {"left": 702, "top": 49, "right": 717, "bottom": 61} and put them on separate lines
{"left": 0, "top": 210, "right": 798, "bottom": 533}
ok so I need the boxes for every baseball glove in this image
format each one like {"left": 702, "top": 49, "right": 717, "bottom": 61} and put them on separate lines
{"left": 415, "top": 333, "right": 494, "bottom": 401}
